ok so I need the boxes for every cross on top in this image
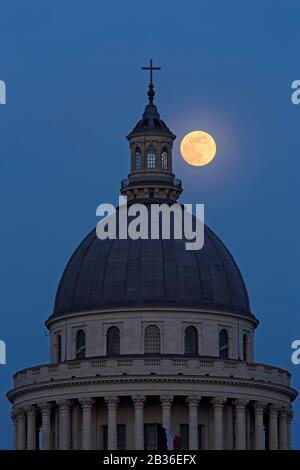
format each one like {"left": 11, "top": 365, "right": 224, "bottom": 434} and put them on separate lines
{"left": 142, "top": 59, "right": 161, "bottom": 86}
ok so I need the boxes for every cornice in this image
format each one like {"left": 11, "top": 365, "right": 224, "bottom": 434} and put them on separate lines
{"left": 45, "top": 306, "right": 259, "bottom": 329}
{"left": 7, "top": 374, "right": 297, "bottom": 403}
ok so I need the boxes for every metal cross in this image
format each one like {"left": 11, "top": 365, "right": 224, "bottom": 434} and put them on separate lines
{"left": 142, "top": 59, "right": 161, "bottom": 86}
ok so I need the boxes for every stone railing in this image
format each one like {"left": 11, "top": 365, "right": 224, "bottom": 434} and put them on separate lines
{"left": 121, "top": 175, "right": 181, "bottom": 190}
{"left": 120, "top": 178, "right": 129, "bottom": 189}
{"left": 174, "top": 178, "right": 182, "bottom": 189}
{"left": 12, "top": 356, "right": 291, "bottom": 389}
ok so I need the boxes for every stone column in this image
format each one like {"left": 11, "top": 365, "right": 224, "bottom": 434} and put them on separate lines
{"left": 268, "top": 404, "right": 279, "bottom": 450}
{"left": 58, "top": 400, "right": 72, "bottom": 450}
{"left": 39, "top": 402, "right": 53, "bottom": 450}
{"left": 160, "top": 395, "right": 173, "bottom": 431}
{"left": 287, "top": 409, "right": 293, "bottom": 450}
{"left": 105, "top": 396, "right": 119, "bottom": 450}
{"left": 186, "top": 396, "right": 200, "bottom": 450}
{"left": 279, "top": 406, "right": 289, "bottom": 450}
{"left": 224, "top": 404, "right": 234, "bottom": 449}
{"left": 233, "top": 399, "right": 248, "bottom": 450}
{"left": 11, "top": 410, "right": 18, "bottom": 450}
{"left": 17, "top": 408, "right": 27, "bottom": 450}
{"left": 253, "top": 401, "right": 266, "bottom": 450}
{"left": 26, "top": 406, "right": 37, "bottom": 450}
{"left": 79, "top": 398, "right": 95, "bottom": 450}
{"left": 132, "top": 396, "right": 146, "bottom": 450}
{"left": 211, "top": 397, "right": 226, "bottom": 450}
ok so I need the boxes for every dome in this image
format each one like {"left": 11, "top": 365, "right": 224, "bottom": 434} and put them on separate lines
{"left": 51, "top": 221, "right": 252, "bottom": 319}
{"left": 51, "top": 71, "right": 252, "bottom": 321}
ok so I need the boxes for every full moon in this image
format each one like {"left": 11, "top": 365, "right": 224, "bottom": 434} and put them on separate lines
{"left": 180, "top": 130, "right": 217, "bottom": 166}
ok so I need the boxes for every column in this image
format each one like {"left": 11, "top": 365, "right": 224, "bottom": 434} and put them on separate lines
{"left": 105, "top": 396, "right": 119, "bottom": 450}
{"left": 26, "top": 405, "right": 37, "bottom": 450}
{"left": 186, "top": 396, "right": 200, "bottom": 450}
{"left": 253, "top": 401, "right": 266, "bottom": 450}
{"left": 79, "top": 398, "right": 95, "bottom": 450}
{"left": 233, "top": 399, "right": 248, "bottom": 450}
{"left": 278, "top": 406, "right": 288, "bottom": 450}
{"left": 268, "top": 404, "right": 279, "bottom": 450}
{"left": 211, "top": 397, "right": 226, "bottom": 450}
{"left": 58, "top": 400, "right": 72, "bottom": 450}
{"left": 160, "top": 395, "right": 173, "bottom": 431}
{"left": 224, "top": 404, "right": 233, "bottom": 449}
{"left": 11, "top": 410, "right": 18, "bottom": 450}
{"left": 17, "top": 408, "right": 27, "bottom": 450}
{"left": 132, "top": 396, "right": 146, "bottom": 450}
{"left": 39, "top": 402, "right": 53, "bottom": 450}
{"left": 287, "top": 409, "right": 293, "bottom": 449}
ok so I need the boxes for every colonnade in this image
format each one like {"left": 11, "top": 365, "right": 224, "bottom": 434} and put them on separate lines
{"left": 11, "top": 396, "right": 293, "bottom": 450}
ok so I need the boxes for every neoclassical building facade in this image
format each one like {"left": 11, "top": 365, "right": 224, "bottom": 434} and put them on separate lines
{"left": 7, "top": 69, "right": 297, "bottom": 450}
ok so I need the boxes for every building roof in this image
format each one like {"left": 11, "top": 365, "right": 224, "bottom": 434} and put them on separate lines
{"left": 127, "top": 102, "right": 176, "bottom": 140}
{"left": 51, "top": 220, "right": 252, "bottom": 319}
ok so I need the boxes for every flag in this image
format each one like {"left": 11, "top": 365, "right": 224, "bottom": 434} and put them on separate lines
{"left": 157, "top": 424, "right": 181, "bottom": 450}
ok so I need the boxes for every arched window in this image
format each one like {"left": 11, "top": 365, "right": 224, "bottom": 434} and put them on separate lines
{"left": 219, "top": 329, "right": 229, "bottom": 359}
{"left": 184, "top": 326, "right": 198, "bottom": 356}
{"left": 135, "top": 146, "right": 142, "bottom": 170}
{"left": 56, "top": 334, "right": 62, "bottom": 362}
{"left": 146, "top": 145, "right": 156, "bottom": 169}
{"left": 107, "top": 326, "right": 120, "bottom": 356}
{"left": 243, "top": 333, "right": 248, "bottom": 361}
{"left": 144, "top": 325, "right": 161, "bottom": 354}
{"left": 161, "top": 146, "right": 168, "bottom": 170}
{"left": 76, "top": 330, "right": 86, "bottom": 359}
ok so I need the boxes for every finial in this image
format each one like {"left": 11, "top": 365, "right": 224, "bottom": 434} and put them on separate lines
{"left": 142, "top": 59, "right": 161, "bottom": 104}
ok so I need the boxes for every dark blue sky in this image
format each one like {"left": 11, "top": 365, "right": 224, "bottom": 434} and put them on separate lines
{"left": 0, "top": 0, "right": 299, "bottom": 449}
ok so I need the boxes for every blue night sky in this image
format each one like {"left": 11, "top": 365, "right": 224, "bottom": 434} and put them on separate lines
{"left": 0, "top": 0, "right": 299, "bottom": 449}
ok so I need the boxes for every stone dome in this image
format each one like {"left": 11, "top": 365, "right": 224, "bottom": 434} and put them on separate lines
{"left": 51, "top": 222, "right": 252, "bottom": 319}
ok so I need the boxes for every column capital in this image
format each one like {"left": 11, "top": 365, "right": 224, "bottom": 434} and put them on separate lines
{"left": 253, "top": 401, "right": 267, "bottom": 412}
{"left": 38, "top": 402, "right": 54, "bottom": 414}
{"left": 160, "top": 395, "right": 174, "bottom": 407}
{"left": 105, "top": 396, "right": 120, "bottom": 408}
{"left": 79, "top": 398, "right": 95, "bottom": 410}
{"left": 279, "top": 406, "right": 290, "bottom": 419}
{"left": 211, "top": 397, "right": 226, "bottom": 409}
{"left": 25, "top": 405, "right": 36, "bottom": 417}
{"left": 186, "top": 395, "right": 201, "bottom": 407}
{"left": 269, "top": 403, "right": 280, "bottom": 416}
{"left": 57, "top": 399, "right": 72, "bottom": 411}
{"left": 233, "top": 399, "right": 248, "bottom": 410}
{"left": 16, "top": 407, "right": 26, "bottom": 421}
{"left": 132, "top": 395, "right": 146, "bottom": 407}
